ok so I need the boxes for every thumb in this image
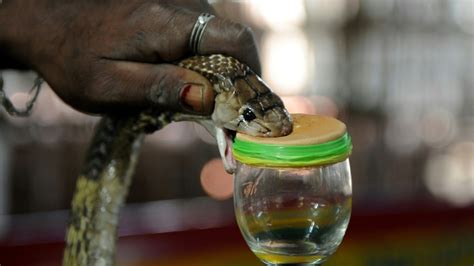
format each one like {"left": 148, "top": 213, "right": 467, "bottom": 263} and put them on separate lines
{"left": 81, "top": 61, "right": 215, "bottom": 114}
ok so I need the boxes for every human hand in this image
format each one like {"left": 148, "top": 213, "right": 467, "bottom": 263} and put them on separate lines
{"left": 0, "top": 0, "right": 261, "bottom": 115}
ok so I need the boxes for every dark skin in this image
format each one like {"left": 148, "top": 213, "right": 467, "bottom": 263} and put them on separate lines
{"left": 0, "top": 0, "right": 261, "bottom": 115}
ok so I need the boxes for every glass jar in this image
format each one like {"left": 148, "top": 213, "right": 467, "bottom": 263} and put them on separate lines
{"left": 232, "top": 114, "right": 352, "bottom": 265}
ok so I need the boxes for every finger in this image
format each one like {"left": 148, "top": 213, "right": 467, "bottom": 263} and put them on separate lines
{"left": 125, "top": 4, "right": 261, "bottom": 75}
{"left": 198, "top": 18, "right": 262, "bottom": 75}
{"left": 77, "top": 61, "right": 214, "bottom": 115}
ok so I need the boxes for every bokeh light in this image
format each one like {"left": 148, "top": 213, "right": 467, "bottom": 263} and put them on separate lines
{"left": 449, "top": 0, "right": 474, "bottom": 34}
{"left": 384, "top": 113, "right": 422, "bottom": 155}
{"left": 247, "top": 0, "right": 306, "bottom": 30}
{"left": 310, "top": 96, "right": 339, "bottom": 117}
{"left": 200, "top": 158, "right": 234, "bottom": 200}
{"left": 424, "top": 141, "right": 474, "bottom": 206}
{"left": 262, "top": 30, "right": 309, "bottom": 95}
{"left": 418, "top": 108, "right": 457, "bottom": 148}
{"left": 305, "top": 0, "right": 349, "bottom": 24}
{"left": 281, "top": 96, "right": 316, "bottom": 115}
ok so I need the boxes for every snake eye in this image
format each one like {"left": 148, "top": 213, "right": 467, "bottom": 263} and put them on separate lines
{"left": 242, "top": 108, "right": 257, "bottom": 122}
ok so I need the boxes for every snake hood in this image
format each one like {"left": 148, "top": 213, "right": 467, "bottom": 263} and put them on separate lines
{"left": 178, "top": 55, "right": 293, "bottom": 173}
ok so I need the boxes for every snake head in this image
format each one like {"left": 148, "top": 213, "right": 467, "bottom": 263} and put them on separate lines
{"left": 180, "top": 54, "right": 292, "bottom": 137}
{"left": 211, "top": 72, "right": 293, "bottom": 138}
{"left": 210, "top": 70, "right": 293, "bottom": 174}
{"left": 179, "top": 54, "right": 293, "bottom": 173}
{"left": 205, "top": 58, "right": 293, "bottom": 137}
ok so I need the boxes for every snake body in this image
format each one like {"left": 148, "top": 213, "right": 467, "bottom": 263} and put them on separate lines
{"left": 62, "top": 54, "right": 292, "bottom": 265}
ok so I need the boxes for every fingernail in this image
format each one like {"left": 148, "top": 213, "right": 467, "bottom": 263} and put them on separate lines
{"left": 180, "top": 83, "right": 215, "bottom": 114}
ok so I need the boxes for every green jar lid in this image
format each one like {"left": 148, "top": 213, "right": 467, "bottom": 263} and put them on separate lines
{"left": 232, "top": 114, "right": 352, "bottom": 167}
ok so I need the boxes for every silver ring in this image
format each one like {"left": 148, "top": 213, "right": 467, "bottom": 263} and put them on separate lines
{"left": 189, "top": 13, "right": 215, "bottom": 54}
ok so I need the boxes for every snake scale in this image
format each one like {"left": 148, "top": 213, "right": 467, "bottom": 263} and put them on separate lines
{"left": 3, "top": 54, "right": 293, "bottom": 265}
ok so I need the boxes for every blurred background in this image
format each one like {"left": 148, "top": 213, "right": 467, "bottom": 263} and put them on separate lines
{"left": 0, "top": 0, "right": 473, "bottom": 265}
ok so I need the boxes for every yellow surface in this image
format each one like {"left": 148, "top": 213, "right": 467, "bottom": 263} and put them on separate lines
{"left": 255, "top": 251, "right": 324, "bottom": 264}
{"left": 236, "top": 114, "right": 347, "bottom": 145}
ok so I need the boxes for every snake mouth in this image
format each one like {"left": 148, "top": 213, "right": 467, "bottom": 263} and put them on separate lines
{"left": 220, "top": 124, "right": 273, "bottom": 173}
{"left": 225, "top": 129, "right": 237, "bottom": 142}
{"left": 222, "top": 129, "right": 237, "bottom": 173}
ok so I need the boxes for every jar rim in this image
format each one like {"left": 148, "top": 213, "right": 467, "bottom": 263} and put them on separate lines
{"left": 232, "top": 131, "right": 352, "bottom": 167}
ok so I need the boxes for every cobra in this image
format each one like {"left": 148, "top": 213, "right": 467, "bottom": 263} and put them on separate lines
{"left": 61, "top": 54, "right": 293, "bottom": 265}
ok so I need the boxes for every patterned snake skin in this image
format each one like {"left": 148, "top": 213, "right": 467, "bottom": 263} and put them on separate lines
{"left": 60, "top": 54, "right": 293, "bottom": 265}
